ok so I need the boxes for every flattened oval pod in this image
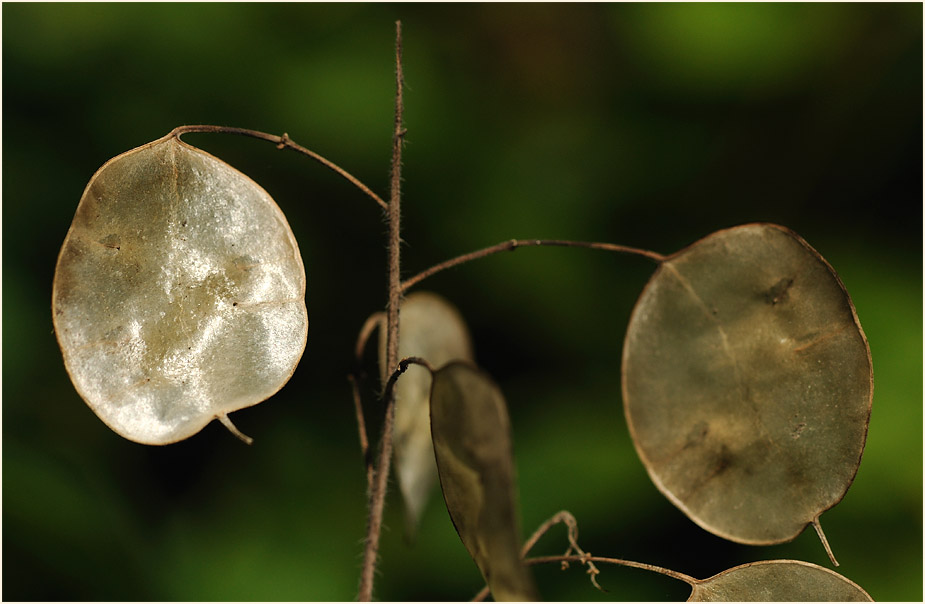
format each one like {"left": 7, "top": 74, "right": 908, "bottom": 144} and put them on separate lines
{"left": 430, "top": 361, "right": 538, "bottom": 602}
{"left": 378, "top": 291, "right": 474, "bottom": 535}
{"left": 52, "top": 134, "right": 308, "bottom": 445}
{"left": 622, "top": 223, "right": 872, "bottom": 549}
{"left": 688, "top": 560, "right": 873, "bottom": 601}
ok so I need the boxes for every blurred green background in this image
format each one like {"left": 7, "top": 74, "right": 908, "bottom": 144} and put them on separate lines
{"left": 3, "top": 3, "right": 921, "bottom": 601}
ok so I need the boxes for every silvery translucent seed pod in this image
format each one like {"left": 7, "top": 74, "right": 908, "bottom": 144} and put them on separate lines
{"left": 53, "top": 134, "right": 308, "bottom": 445}
{"left": 379, "top": 291, "right": 473, "bottom": 536}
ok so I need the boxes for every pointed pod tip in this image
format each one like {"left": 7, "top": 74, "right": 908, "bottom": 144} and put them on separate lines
{"left": 812, "top": 516, "right": 839, "bottom": 567}
{"left": 218, "top": 413, "right": 254, "bottom": 445}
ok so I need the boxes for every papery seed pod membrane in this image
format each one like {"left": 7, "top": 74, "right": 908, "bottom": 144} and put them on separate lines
{"left": 688, "top": 560, "right": 872, "bottom": 602}
{"left": 378, "top": 291, "right": 474, "bottom": 535}
{"left": 53, "top": 134, "right": 307, "bottom": 445}
{"left": 430, "top": 362, "right": 538, "bottom": 602}
{"left": 623, "top": 223, "right": 872, "bottom": 553}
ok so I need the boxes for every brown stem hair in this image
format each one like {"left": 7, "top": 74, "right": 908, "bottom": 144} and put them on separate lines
{"left": 357, "top": 20, "right": 405, "bottom": 602}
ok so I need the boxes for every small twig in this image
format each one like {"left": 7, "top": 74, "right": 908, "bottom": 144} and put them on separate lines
{"left": 525, "top": 555, "right": 698, "bottom": 587}
{"left": 349, "top": 311, "right": 386, "bottom": 490}
{"left": 354, "top": 312, "right": 386, "bottom": 364}
{"left": 520, "top": 510, "right": 578, "bottom": 558}
{"left": 347, "top": 374, "right": 373, "bottom": 489}
{"left": 381, "top": 356, "right": 434, "bottom": 407}
{"left": 471, "top": 511, "right": 603, "bottom": 601}
{"left": 401, "top": 239, "right": 666, "bottom": 292}
{"left": 470, "top": 585, "right": 490, "bottom": 602}
{"left": 168, "top": 124, "right": 388, "bottom": 210}
{"left": 474, "top": 553, "right": 699, "bottom": 599}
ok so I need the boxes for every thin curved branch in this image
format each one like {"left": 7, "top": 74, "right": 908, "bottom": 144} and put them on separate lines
{"left": 472, "top": 554, "right": 698, "bottom": 602}
{"left": 521, "top": 510, "right": 577, "bottom": 557}
{"left": 471, "top": 511, "right": 602, "bottom": 602}
{"left": 354, "top": 312, "right": 386, "bottom": 363}
{"left": 168, "top": 124, "right": 388, "bottom": 210}
{"left": 381, "top": 356, "right": 434, "bottom": 408}
{"left": 347, "top": 374, "right": 373, "bottom": 490}
{"left": 348, "top": 311, "right": 388, "bottom": 490}
{"left": 401, "top": 239, "right": 666, "bottom": 292}
{"left": 527, "top": 554, "right": 698, "bottom": 586}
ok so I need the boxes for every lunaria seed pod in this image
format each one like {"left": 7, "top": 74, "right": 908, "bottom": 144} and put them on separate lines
{"left": 53, "top": 133, "right": 308, "bottom": 445}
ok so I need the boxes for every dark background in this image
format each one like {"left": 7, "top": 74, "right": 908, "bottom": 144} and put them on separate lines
{"left": 3, "top": 3, "right": 921, "bottom": 601}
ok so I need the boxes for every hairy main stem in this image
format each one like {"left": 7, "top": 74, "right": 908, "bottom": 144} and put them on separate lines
{"left": 358, "top": 20, "right": 404, "bottom": 602}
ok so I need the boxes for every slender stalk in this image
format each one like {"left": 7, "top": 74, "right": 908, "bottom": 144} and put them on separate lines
{"left": 401, "top": 238, "right": 666, "bottom": 292}
{"left": 357, "top": 20, "right": 404, "bottom": 602}
{"left": 347, "top": 373, "right": 373, "bottom": 489}
{"left": 520, "top": 510, "right": 579, "bottom": 557}
{"left": 216, "top": 413, "right": 254, "bottom": 445}
{"left": 168, "top": 124, "right": 388, "bottom": 210}
{"left": 471, "top": 555, "right": 698, "bottom": 601}
{"left": 519, "top": 510, "right": 603, "bottom": 591}
{"left": 526, "top": 554, "right": 698, "bottom": 585}
{"left": 349, "top": 311, "right": 386, "bottom": 488}
{"left": 353, "top": 312, "right": 386, "bottom": 363}
{"left": 812, "top": 516, "right": 839, "bottom": 567}
{"left": 381, "top": 357, "right": 434, "bottom": 408}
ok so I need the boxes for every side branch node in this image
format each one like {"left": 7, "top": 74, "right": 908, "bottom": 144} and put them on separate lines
{"left": 523, "top": 510, "right": 605, "bottom": 593}
{"left": 167, "top": 124, "right": 388, "bottom": 210}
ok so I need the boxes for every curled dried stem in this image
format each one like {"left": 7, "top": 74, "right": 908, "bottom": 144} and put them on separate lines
{"left": 472, "top": 510, "right": 603, "bottom": 601}
{"left": 473, "top": 554, "right": 698, "bottom": 599}
{"left": 349, "top": 311, "right": 386, "bottom": 489}
{"left": 347, "top": 374, "right": 373, "bottom": 489}
{"left": 526, "top": 554, "right": 698, "bottom": 587}
{"left": 381, "top": 356, "right": 434, "bottom": 408}
{"left": 401, "top": 238, "right": 665, "bottom": 292}
{"left": 527, "top": 511, "right": 604, "bottom": 591}
{"left": 168, "top": 124, "right": 388, "bottom": 210}
{"left": 354, "top": 312, "right": 386, "bottom": 363}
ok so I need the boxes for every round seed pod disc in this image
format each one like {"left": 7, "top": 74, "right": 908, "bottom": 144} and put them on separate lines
{"left": 53, "top": 134, "right": 308, "bottom": 445}
{"left": 622, "top": 223, "right": 872, "bottom": 545}
{"left": 689, "top": 560, "right": 873, "bottom": 601}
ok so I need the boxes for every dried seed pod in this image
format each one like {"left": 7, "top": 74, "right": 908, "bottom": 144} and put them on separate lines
{"left": 53, "top": 134, "right": 307, "bottom": 445}
{"left": 430, "top": 361, "right": 538, "bottom": 602}
{"left": 622, "top": 224, "right": 872, "bottom": 550}
{"left": 378, "top": 291, "right": 474, "bottom": 535}
{"left": 688, "top": 560, "right": 873, "bottom": 601}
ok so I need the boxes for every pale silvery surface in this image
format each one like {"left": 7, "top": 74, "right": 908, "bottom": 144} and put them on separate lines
{"left": 379, "top": 291, "right": 473, "bottom": 533}
{"left": 53, "top": 135, "right": 307, "bottom": 445}
{"left": 622, "top": 224, "right": 872, "bottom": 544}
